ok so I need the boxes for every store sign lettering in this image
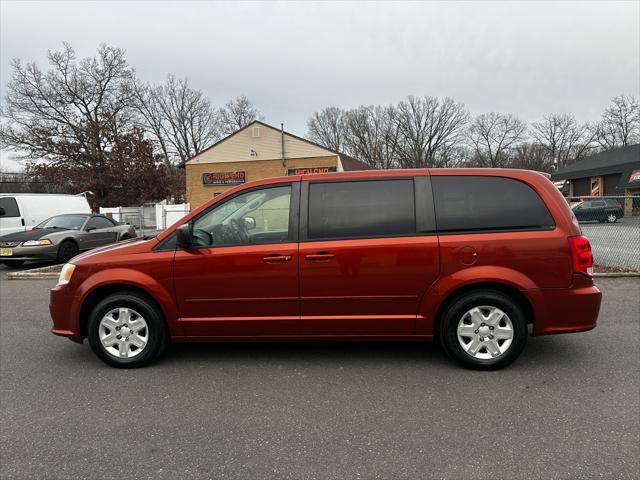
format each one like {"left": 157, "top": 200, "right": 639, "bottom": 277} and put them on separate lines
{"left": 202, "top": 171, "right": 246, "bottom": 185}
{"left": 287, "top": 166, "right": 337, "bottom": 176}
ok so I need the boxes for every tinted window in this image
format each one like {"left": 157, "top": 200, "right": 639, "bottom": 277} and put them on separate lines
{"left": 308, "top": 180, "right": 415, "bottom": 239}
{"left": 591, "top": 201, "right": 606, "bottom": 208}
{"left": 432, "top": 176, "right": 554, "bottom": 233}
{"left": 0, "top": 197, "right": 20, "bottom": 217}
{"left": 86, "top": 216, "right": 115, "bottom": 229}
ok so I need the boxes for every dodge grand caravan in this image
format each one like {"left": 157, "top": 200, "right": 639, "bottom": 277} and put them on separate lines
{"left": 50, "top": 169, "right": 601, "bottom": 369}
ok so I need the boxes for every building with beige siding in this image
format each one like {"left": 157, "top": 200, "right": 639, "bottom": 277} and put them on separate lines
{"left": 184, "top": 121, "right": 369, "bottom": 209}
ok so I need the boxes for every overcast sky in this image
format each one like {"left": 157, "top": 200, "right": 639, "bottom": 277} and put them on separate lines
{"left": 1, "top": 0, "right": 639, "bottom": 170}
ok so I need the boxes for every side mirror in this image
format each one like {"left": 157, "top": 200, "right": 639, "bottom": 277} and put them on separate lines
{"left": 243, "top": 216, "right": 256, "bottom": 231}
{"left": 176, "top": 223, "right": 192, "bottom": 249}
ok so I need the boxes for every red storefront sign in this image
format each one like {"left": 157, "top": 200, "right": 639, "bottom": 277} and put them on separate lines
{"left": 202, "top": 171, "right": 246, "bottom": 185}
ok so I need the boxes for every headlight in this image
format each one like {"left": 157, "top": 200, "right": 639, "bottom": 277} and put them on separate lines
{"left": 22, "top": 239, "right": 53, "bottom": 246}
{"left": 57, "top": 263, "right": 76, "bottom": 286}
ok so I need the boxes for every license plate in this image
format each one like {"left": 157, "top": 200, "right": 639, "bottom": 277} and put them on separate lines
{"left": 0, "top": 248, "right": 13, "bottom": 256}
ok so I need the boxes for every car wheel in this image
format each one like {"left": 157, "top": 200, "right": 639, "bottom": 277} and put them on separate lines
{"left": 87, "top": 292, "right": 168, "bottom": 368}
{"left": 606, "top": 213, "right": 617, "bottom": 223}
{"left": 2, "top": 260, "right": 25, "bottom": 268}
{"left": 57, "top": 241, "right": 79, "bottom": 263}
{"left": 439, "top": 290, "right": 528, "bottom": 370}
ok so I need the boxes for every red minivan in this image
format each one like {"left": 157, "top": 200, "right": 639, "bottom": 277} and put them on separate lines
{"left": 50, "top": 169, "right": 601, "bottom": 369}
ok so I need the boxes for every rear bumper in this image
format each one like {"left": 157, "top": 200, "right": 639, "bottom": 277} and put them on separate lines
{"left": 532, "top": 280, "right": 602, "bottom": 336}
{"left": 49, "top": 285, "right": 83, "bottom": 342}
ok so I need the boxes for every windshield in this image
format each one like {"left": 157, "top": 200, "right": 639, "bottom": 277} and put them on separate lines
{"left": 36, "top": 215, "right": 88, "bottom": 230}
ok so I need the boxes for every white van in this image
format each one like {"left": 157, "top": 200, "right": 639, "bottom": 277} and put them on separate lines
{"left": 0, "top": 194, "right": 92, "bottom": 236}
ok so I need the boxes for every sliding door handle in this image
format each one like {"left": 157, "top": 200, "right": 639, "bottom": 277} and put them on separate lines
{"left": 263, "top": 254, "right": 292, "bottom": 263}
{"left": 304, "top": 253, "right": 335, "bottom": 261}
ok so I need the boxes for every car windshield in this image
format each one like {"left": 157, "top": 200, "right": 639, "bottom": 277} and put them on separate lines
{"left": 37, "top": 215, "right": 88, "bottom": 230}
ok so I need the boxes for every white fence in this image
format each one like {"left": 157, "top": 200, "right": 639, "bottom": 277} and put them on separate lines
{"left": 99, "top": 203, "right": 190, "bottom": 233}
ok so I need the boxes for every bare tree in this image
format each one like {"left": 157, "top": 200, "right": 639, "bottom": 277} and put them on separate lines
{"left": 343, "top": 105, "right": 400, "bottom": 169}
{"left": 218, "top": 95, "right": 263, "bottom": 136}
{"left": 306, "top": 106, "right": 347, "bottom": 152}
{"left": 530, "top": 113, "right": 594, "bottom": 168}
{"left": 467, "top": 112, "right": 527, "bottom": 167}
{"left": 511, "top": 142, "right": 555, "bottom": 172}
{"left": 394, "top": 96, "right": 469, "bottom": 168}
{"left": 0, "top": 43, "right": 135, "bottom": 165}
{"left": 592, "top": 94, "right": 640, "bottom": 150}
{"left": 134, "top": 75, "right": 220, "bottom": 165}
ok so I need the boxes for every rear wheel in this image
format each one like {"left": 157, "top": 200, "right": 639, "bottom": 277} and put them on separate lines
{"left": 87, "top": 292, "right": 168, "bottom": 368}
{"left": 2, "top": 260, "right": 25, "bottom": 268}
{"left": 57, "top": 240, "right": 79, "bottom": 263}
{"left": 439, "top": 290, "right": 528, "bottom": 370}
{"left": 606, "top": 213, "right": 617, "bottom": 223}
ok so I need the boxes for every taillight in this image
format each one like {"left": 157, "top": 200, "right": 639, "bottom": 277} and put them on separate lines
{"left": 616, "top": 202, "right": 622, "bottom": 209}
{"left": 568, "top": 235, "right": 594, "bottom": 277}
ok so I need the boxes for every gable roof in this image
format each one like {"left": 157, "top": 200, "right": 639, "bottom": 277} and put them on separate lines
{"left": 551, "top": 144, "right": 640, "bottom": 180}
{"left": 183, "top": 120, "right": 370, "bottom": 170}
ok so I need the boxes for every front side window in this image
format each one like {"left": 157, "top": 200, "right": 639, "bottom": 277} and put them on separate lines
{"left": 191, "top": 185, "right": 292, "bottom": 247}
{"left": 37, "top": 215, "right": 89, "bottom": 230}
{"left": 432, "top": 176, "right": 555, "bottom": 233}
{"left": 308, "top": 179, "right": 415, "bottom": 239}
{"left": 0, "top": 197, "right": 20, "bottom": 218}
{"left": 86, "top": 216, "right": 115, "bottom": 230}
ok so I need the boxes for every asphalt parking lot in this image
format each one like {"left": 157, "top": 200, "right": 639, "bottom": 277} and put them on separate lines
{"left": 0, "top": 269, "right": 638, "bottom": 480}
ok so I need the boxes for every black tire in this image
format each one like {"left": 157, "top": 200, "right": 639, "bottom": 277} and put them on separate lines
{"left": 439, "top": 289, "right": 528, "bottom": 370}
{"left": 57, "top": 240, "right": 79, "bottom": 263}
{"left": 87, "top": 292, "right": 168, "bottom": 368}
{"left": 2, "top": 260, "right": 25, "bottom": 268}
{"left": 606, "top": 213, "right": 617, "bottom": 223}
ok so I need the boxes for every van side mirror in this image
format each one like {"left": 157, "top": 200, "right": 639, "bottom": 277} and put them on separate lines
{"left": 176, "top": 223, "right": 192, "bottom": 249}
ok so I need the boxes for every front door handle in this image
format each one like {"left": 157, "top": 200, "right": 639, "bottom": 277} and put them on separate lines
{"left": 263, "top": 254, "right": 292, "bottom": 263}
{"left": 304, "top": 253, "right": 335, "bottom": 261}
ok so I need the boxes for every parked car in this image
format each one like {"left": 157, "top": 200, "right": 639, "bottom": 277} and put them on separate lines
{"left": 0, "top": 193, "right": 91, "bottom": 236}
{"left": 571, "top": 198, "right": 624, "bottom": 223}
{"left": 49, "top": 169, "right": 601, "bottom": 370}
{"left": 0, "top": 214, "right": 137, "bottom": 267}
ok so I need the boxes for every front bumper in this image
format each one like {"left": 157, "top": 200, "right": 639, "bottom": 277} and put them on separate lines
{"left": 533, "top": 277, "right": 602, "bottom": 336}
{"left": 1, "top": 244, "right": 58, "bottom": 261}
{"left": 49, "top": 285, "right": 83, "bottom": 343}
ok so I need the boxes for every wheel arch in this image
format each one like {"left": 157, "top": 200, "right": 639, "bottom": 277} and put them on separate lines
{"left": 435, "top": 282, "right": 533, "bottom": 332}
{"left": 79, "top": 284, "right": 166, "bottom": 339}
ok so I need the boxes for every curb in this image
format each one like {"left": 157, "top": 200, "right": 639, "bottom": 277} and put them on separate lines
{"left": 593, "top": 272, "right": 640, "bottom": 278}
{"left": 6, "top": 265, "right": 62, "bottom": 280}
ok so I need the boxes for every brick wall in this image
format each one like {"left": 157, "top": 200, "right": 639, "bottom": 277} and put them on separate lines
{"left": 185, "top": 155, "right": 339, "bottom": 209}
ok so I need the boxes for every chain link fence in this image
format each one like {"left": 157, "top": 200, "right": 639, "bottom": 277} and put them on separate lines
{"left": 566, "top": 195, "right": 640, "bottom": 271}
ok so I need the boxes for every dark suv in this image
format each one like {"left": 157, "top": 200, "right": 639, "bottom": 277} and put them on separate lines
{"left": 571, "top": 199, "right": 624, "bottom": 223}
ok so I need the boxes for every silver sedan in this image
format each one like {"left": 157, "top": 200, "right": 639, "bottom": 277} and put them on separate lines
{"left": 0, "top": 214, "right": 137, "bottom": 267}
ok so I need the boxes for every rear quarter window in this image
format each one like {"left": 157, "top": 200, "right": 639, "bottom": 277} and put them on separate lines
{"left": 431, "top": 176, "right": 555, "bottom": 233}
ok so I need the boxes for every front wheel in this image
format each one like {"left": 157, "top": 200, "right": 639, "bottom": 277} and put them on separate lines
{"left": 87, "top": 292, "right": 168, "bottom": 368}
{"left": 57, "top": 240, "right": 79, "bottom": 263}
{"left": 439, "top": 290, "right": 528, "bottom": 370}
